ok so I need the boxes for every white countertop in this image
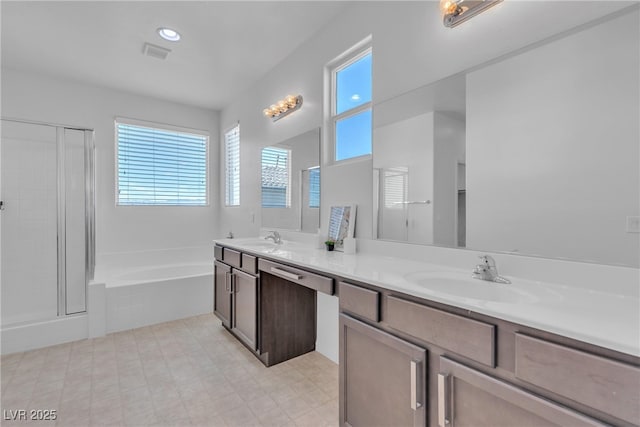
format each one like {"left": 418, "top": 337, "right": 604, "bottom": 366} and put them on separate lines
{"left": 214, "top": 238, "right": 640, "bottom": 358}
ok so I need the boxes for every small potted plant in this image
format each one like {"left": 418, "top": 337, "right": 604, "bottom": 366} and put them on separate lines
{"left": 324, "top": 239, "right": 335, "bottom": 251}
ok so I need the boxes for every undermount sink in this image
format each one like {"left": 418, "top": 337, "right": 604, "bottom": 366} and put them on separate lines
{"left": 238, "top": 240, "right": 281, "bottom": 249}
{"left": 403, "top": 271, "right": 557, "bottom": 304}
{"left": 230, "top": 238, "right": 299, "bottom": 254}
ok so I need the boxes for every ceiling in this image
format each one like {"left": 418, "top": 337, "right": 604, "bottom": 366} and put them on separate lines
{"left": 1, "top": 1, "right": 351, "bottom": 110}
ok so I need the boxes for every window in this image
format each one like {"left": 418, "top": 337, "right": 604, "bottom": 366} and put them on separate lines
{"left": 309, "top": 167, "right": 320, "bottom": 208}
{"left": 116, "top": 119, "right": 208, "bottom": 206}
{"left": 332, "top": 48, "right": 372, "bottom": 162}
{"left": 261, "top": 147, "right": 290, "bottom": 208}
{"left": 224, "top": 125, "right": 240, "bottom": 206}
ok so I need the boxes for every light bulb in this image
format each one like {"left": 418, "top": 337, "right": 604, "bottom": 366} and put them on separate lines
{"left": 440, "top": 0, "right": 460, "bottom": 15}
{"left": 285, "top": 95, "right": 297, "bottom": 108}
{"left": 263, "top": 108, "right": 272, "bottom": 117}
{"left": 278, "top": 100, "right": 287, "bottom": 112}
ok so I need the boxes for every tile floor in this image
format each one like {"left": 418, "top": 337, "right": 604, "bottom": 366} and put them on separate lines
{"left": 0, "top": 314, "right": 339, "bottom": 426}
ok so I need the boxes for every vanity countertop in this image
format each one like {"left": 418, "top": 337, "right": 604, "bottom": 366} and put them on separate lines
{"left": 214, "top": 238, "right": 640, "bottom": 358}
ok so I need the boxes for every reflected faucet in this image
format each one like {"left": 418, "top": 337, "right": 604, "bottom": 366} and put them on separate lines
{"left": 472, "top": 255, "right": 511, "bottom": 284}
{"left": 264, "top": 231, "right": 282, "bottom": 244}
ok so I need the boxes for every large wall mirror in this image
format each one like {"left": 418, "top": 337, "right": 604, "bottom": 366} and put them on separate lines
{"left": 262, "top": 128, "right": 320, "bottom": 233}
{"left": 373, "top": 7, "right": 639, "bottom": 267}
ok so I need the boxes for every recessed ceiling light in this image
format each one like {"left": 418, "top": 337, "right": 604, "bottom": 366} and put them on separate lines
{"left": 157, "top": 27, "right": 181, "bottom": 42}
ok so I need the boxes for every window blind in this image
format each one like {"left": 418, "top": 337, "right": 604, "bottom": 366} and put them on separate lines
{"left": 225, "top": 125, "right": 240, "bottom": 206}
{"left": 116, "top": 122, "right": 208, "bottom": 206}
{"left": 261, "top": 147, "right": 290, "bottom": 208}
{"left": 384, "top": 168, "right": 408, "bottom": 209}
{"left": 309, "top": 167, "right": 320, "bottom": 208}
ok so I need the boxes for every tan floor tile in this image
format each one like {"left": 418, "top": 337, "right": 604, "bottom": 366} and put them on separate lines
{"left": 220, "top": 405, "right": 260, "bottom": 426}
{"left": 0, "top": 315, "right": 338, "bottom": 427}
{"left": 279, "top": 396, "right": 313, "bottom": 420}
{"left": 247, "top": 394, "right": 279, "bottom": 417}
{"left": 256, "top": 405, "right": 295, "bottom": 426}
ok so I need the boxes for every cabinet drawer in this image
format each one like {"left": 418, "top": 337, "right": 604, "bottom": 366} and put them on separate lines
{"left": 386, "top": 296, "right": 495, "bottom": 367}
{"left": 214, "top": 245, "right": 223, "bottom": 261}
{"left": 515, "top": 334, "right": 640, "bottom": 424}
{"left": 222, "top": 248, "right": 242, "bottom": 269}
{"left": 259, "top": 258, "right": 334, "bottom": 295}
{"left": 339, "top": 282, "right": 380, "bottom": 322}
{"left": 241, "top": 253, "right": 258, "bottom": 275}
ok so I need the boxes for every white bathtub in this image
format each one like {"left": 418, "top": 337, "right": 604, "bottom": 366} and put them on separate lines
{"left": 90, "top": 247, "right": 214, "bottom": 335}
{"left": 108, "top": 263, "right": 212, "bottom": 287}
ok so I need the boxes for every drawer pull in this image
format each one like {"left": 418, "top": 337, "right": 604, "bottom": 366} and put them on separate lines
{"left": 438, "top": 373, "right": 450, "bottom": 426}
{"left": 270, "top": 267, "right": 301, "bottom": 281}
{"left": 410, "top": 360, "right": 422, "bottom": 411}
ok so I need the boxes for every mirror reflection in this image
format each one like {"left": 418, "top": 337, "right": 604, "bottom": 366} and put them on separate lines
{"left": 328, "top": 205, "right": 356, "bottom": 250}
{"left": 373, "top": 9, "right": 639, "bottom": 267}
{"left": 262, "top": 128, "right": 320, "bottom": 233}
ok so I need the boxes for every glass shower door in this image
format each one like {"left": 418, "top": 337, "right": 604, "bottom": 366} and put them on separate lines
{"left": 1, "top": 121, "right": 59, "bottom": 324}
{"left": 1, "top": 120, "right": 93, "bottom": 326}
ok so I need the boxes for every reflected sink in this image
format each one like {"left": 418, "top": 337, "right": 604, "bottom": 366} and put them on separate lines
{"left": 403, "top": 271, "right": 555, "bottom": 304}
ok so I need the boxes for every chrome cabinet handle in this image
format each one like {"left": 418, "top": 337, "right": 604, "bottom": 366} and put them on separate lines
{"left": 438, "top": 373, "right": 450, "bottom": 426}
{"left": 270, "top": 267, "right": 301, "bottom": 281}
{"left": 224, "top": 271, "right": 230, "bottom": 292}
{"left": 229, "top": 273, "right": 235, "bottom": 294}
{"left": 410, "top": 360, "right": 422, "bottom": 411}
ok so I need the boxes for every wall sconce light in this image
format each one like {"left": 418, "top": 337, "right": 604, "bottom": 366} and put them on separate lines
{"left": 440, "top": 0, "right": 502, "bottom": 28}
{"left": 263, "top": 94, "right": 303, "bottom": 122}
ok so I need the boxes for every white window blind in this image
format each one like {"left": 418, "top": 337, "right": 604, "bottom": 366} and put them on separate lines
{"left": 384, "top": 167, "right": 408, "bottom": 209}
{"left": 309, "top": 167, "right": 320, "bottom": 208}
{"left": 261, "top": 147, "right": 290, "bottom": 208}
{"left": 225, "top": 125, "right": 240, "bottom": 206}
{"left": 116, "top": 120, "right": 208, "bottom": 206}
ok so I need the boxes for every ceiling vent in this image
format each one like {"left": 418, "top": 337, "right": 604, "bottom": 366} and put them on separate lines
{"left": 142, "top": 42, "right": 171, "bottom": 60}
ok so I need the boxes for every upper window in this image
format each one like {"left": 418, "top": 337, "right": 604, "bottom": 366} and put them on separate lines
{"left": 261, "top": 147, "right": 290, "bottom": 208}
{"left": 332, "top": 49, "right": 372, "bottom": 162}
{"left": 116, "top": 119, "right": 208, "bottom": 206}
{"left": 224, "top": 125, "right": 240, "bottom": 206}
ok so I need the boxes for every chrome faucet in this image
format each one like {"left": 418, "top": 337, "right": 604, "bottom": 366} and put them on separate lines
{"left": 472, "top": 255, "right": 511, "bottom": 284}
{"left": 264, "top": 231, "right": 282, "bottom": 244}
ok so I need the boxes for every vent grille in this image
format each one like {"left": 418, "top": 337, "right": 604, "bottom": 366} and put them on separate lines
{"left": 142, "top": 42, "right": 171, "bottom": 60}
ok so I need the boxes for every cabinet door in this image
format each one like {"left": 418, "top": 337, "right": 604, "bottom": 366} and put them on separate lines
{"left": 231, "top": 269, "right": 257, "bottom": 350}
{"left": 214, "top": 260, "right": 232, "bottom": 328}
{"left": 340, "top": 314, "right": 427, "bottom": 427}
{"left": 437, "top": 357, "right": 607, "bottom": 427}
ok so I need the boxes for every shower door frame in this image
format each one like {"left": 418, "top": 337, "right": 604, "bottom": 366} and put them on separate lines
{"left": 1, "top": 117, "right": 95, "bottom": 318}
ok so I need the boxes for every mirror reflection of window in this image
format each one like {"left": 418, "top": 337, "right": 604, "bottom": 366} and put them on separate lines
{"left": 261, "top": 147, "right": 290, "bottom": 208}
{"left": 308, "top": 167, "right": 320, "bottom": 208}
{"left": 383, "top": 167, "right": 408, "bottom": 209}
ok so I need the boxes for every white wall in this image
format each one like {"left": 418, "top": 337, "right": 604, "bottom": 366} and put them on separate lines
{"left": 466, "top": 11, "right": 639, "bottom": 267}
{"left": 1, "top": 69, "right": 220, "bottom": 259}
{"left": 433, "top": 112, "right": 465, "bottom": 247}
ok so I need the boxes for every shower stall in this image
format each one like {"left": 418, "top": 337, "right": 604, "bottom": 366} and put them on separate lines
{"left": 1, "top": 118, "right": 95, "bottom": 344}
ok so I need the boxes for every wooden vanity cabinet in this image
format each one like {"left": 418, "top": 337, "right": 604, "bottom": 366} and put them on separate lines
{"left": 437, "top": 357, "right": 606, "bottom": 427}
{"left": 213, "top": 260, "right": 231, "bottom": 328}
{"left": 214, "top": 249, "right": 258, "bottom": 351}
{"left": 230, "top": 269, "right": 257, "bottom": 350}
{"left": 338, "top": 281, "right": 640, "bottom": 427}
{"left": 340, "top": 314, "right": 426, "bottom": 427}
{"left": 214, "top": 244, "right": 333, "bottom": 367}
